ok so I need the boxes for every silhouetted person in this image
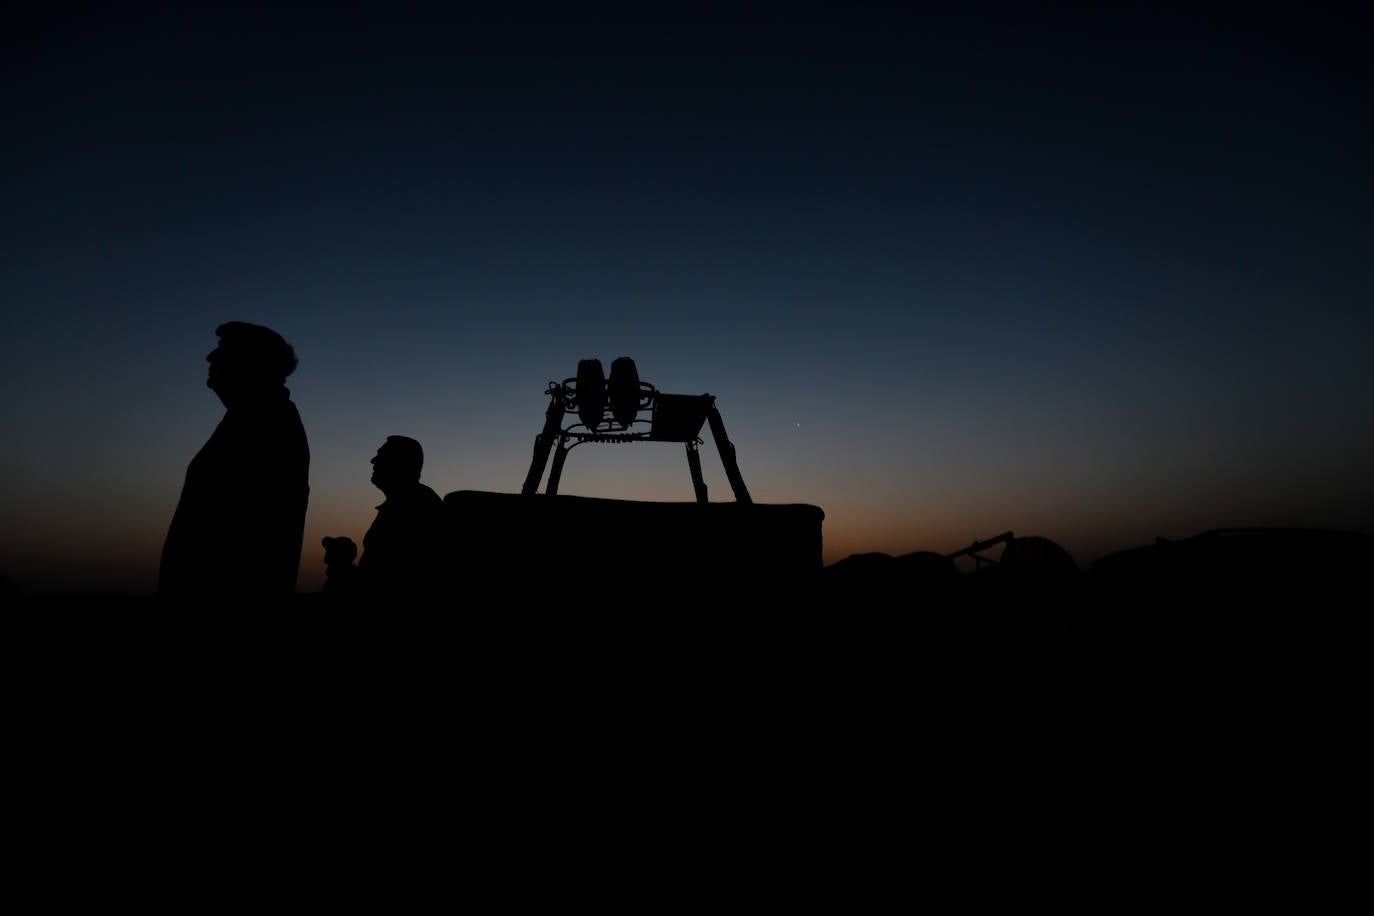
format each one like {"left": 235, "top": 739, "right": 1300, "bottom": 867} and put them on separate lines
{"left": 159, "top": 322, "right": 310, "bottom": 599}
{"left": 320, "top": 536, "right": 361, "bottom": 597}
{"left": 325, "top": 436, "right": 443, "bottom": 600}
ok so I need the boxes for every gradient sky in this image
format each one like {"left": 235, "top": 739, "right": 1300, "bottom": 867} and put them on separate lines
{"left": 5, "top": 4, "right": 1371, "bottom": 594}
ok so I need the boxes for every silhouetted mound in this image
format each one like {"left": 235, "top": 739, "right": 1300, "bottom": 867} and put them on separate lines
{"left": 994, "top": 536, "right": 1078, "bottom": 577}
{"left": 820, "top": 551, "right": 966, "bottom": 641}
{"left": 823, "top": 552, "right": 897, "bottom": 579}
{"left": 822, "top": 551, "right": 960, "bottom": 600}
{"left": 818, "top": 537, "right": 1085, "bottom": 644}
{"left": 1090, "top": 528, "right": 1371, "bottom": 640}
{"left": 968, "top": 535, "right": 1079, "bottom": 594}
{"left": 443, "top": 491, "right": 824, "bottom": 602}
{"left": 1093, "top": 527, "right": 1369, "bottom": 591}
{"left": 895, "top": 550, "right": 961, "bottom": 581}
{"left": 825, "top": 538, "right": 1074, "bottom": 593}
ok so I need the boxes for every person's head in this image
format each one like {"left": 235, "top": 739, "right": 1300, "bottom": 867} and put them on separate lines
{"left": 206, "top": 322, "right": 297, "bottom": 405}
{"left": 322, "top": 536, "right": 358, "bottom": 566}
{"left": 371, "top": 435, "right": 424, "bottom": 494}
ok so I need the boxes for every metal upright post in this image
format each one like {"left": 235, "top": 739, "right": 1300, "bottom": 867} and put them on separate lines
{"left": 706, "top": 402, "right": 752, "bottom": 504}
{"left": 686, "top": 440, "right": 709, "bottom": 503}
{"left": 522, "top": 384, "right": 567, "bottom": 495}
{"left": 546, "top": 435, "right": 570, "bottom": 496}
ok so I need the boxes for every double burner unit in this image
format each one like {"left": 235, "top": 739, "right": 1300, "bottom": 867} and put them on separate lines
{"left": 521, "top": 357, "right": 752, "bottom": 504}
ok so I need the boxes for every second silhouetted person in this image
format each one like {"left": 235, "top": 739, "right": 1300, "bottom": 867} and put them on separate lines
{"left": 325, "top": 436, "right": 444, "bottom": 601}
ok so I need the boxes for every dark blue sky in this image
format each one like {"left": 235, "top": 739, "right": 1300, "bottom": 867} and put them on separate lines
{"left": 4, "top": 4, "right": 1371, "bottom": 592}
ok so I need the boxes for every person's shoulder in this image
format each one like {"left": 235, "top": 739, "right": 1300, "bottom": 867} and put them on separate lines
{"left": 245, "top": 393, "right": 305, "bottom": 427}
{"left": 281, "top": 396, "right": 306, "bottom": 427}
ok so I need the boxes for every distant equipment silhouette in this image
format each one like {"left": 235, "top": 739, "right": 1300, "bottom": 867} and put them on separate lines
{"left": 947, "top": 531, "right": 1077, "bottom": 576}
{"left": 522, "top": 357, "right": 752, "bottom": 503}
